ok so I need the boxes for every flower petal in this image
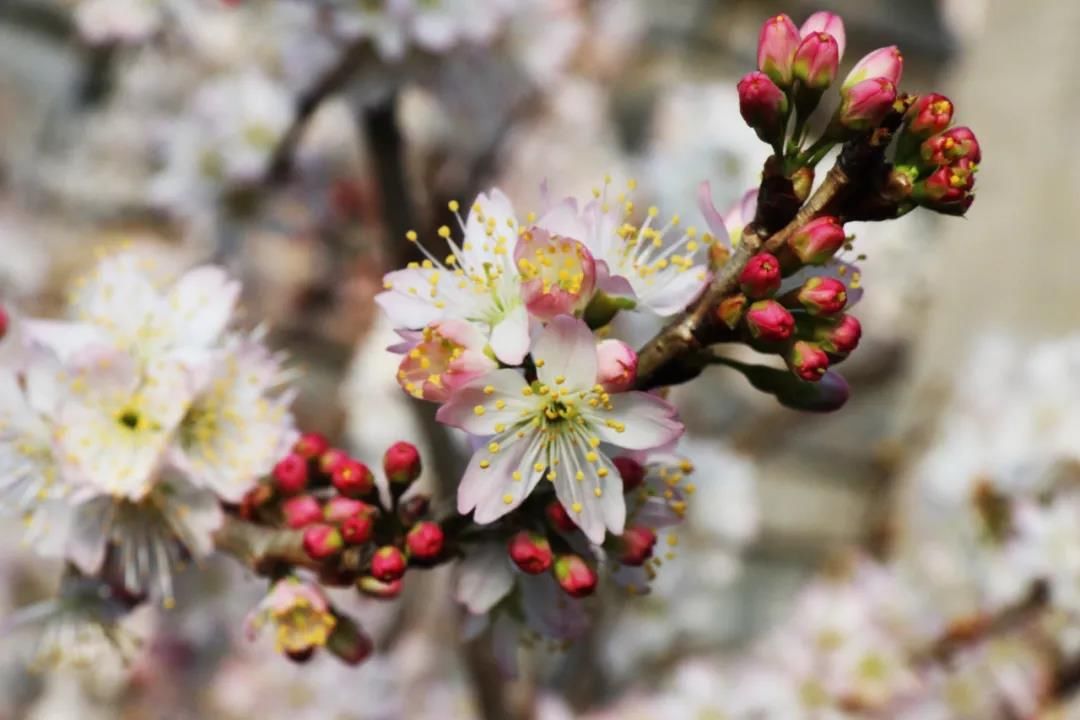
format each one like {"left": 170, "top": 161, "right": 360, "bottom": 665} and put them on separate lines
{"left": 436, "top": 369, "right": 530, "bottom": 435}
{"left": 535, "top": 197, "right": 587, "bottom": 241}
{"left": 531, "top": 315, "right": 597, "bottom": 390}
{"left": 455, "top": 543, "right": 515, "bottom": 615}
{"left": 697, "top": 181, "right": 732, "bottom": 248}
{"left": 489, "top": 304, "right": 531, "bottom": 365}
{"left": 551, "top": 434, "right": 626, "bottom": 544}
{"left": 457, "top": 428, "right": 545, "bottom": 524}
{"left": 595, "top": 392, "right": 684, "bottom": 450}
{"left": 639, "top": 269, "right": 711, "bottom": 317}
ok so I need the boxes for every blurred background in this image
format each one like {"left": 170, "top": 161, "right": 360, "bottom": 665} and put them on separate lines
{"left": 2, "top": 0, "right": 1074, "bottom": 718}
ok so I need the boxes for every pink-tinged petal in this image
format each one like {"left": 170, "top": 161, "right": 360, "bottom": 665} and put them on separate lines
{"left": 386, "top": 328, "right": 422, "bottom": 355}
{"left": 595, "top": 260, "right": 637, "bottom": 300}
{"left": 551, "top": 438, "right": 626, "bottom": 544}
{"left": 800, "top": 11, "right": 846, "bottom": 58}
{"left": 724, "top": 188, "right": 760, "bottom": 247}
{"left": 534, "top": 197, "right": 587, "bottom": 240}
{"left": 458, "top": 430, "right": 545, "bottom": 524}
{"left": 842, "top": 45, "right": 903, "bottom": 90}
{"left": 489, "top": 304, "right": 531, "bottom": 365}
{"left": 596, "top": 392, "right": 684, "bottom": 450}
{"left": 596, "top": 339, "right": 637, "bottom": 393}
{"left": 455, "top": 543, "right": 515, "bottom": 614}
{"left": 531, "top": 315, "right": 597, "bottom": 389}
{"left": 515, "top": 229, "right": 597, "bottom": 321}
{"left": 697, "top": 181, "right": 732, "bottom": 247}
{"left": 642, "top": 270, "right": 711, "bottom": 317}
{"left": 436, "top": 369, "right": 529, "bottom": 435}
{"left": 396, "top": 320, "right": 497, "bottom": 402}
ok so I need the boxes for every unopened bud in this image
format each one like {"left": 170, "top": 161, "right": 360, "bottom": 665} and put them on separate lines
{"left": 324, "top": 496, "right": 372, "bottom": 524}
{"left": 319, "top": 448, "right": 350, "bottom": 476}
{"left": 914, "top": 160, "right": 976, "bottom": 216}
{"left": 357, "top": 575, "right": 403, "bottom": 600}
{"left": 745, "top": 300, "right": 795, "bottom": 343}
{"left": 791, "top": 166, "right": 815, "bottom": 203}
{"left": 325, "top": 614, "right": 373, "bottom": 666}
{"left": 273, "top": 453, "right": 309, "bottom": 495}
{"left": 507, "top": 531, "right": 553, "bottom": 574}
{"left": 786, "top": 340, "right": 830, "bottom": 381}
{"left": 716, "top": 293, "right": 748, "bottom": 330}
{"left": 546, "top": 500, "right": 578, "bottom": 533}
{"left": 614, "top": 526, "right": 657, "bottom": 567}
{"left": 384, "top": 441, "right": 422, "bottom": 489}
{"left": 815, "top": 314, "right": 862, "bottom": 357}
{"left": 757, "top": 14, "right": 800, "bottom": 86}
{"left": 303, "top": 524, "right": 344, "bottom": 560}
{"left": 737, "top": 71, "right": 789, "bottom": 145}
{"left": 838, "top": 77, "right": 897, "bottom": 132}
{"left": 800, "top": 11, "right": 846, "bottom": 57}
{"left": 370, "top": 546, "right": 407, "bottom": 581}
{"left": 341, "top": 513, "right": 374, "bottom": 545}
{"left": 595, "top": 339, "right": 638, "bottom": 392}
{"left": 332, "top": 460, "right": 375, "bottom": 498}
{"left": 553, "top": 554, "right": 598, "bottom": 598}
{"left": 904, "top": 93, "right": 953, "bottom": 140}
{"left": 398, "top": 494, "right": 431, "bottom": 526}
{"left": 405, "top": 521, "right": 445, "bottom": 561}
{"left": 282, "top": 495, "right": 323, "bottom": 529}
{"left": 796, "top": 276, "right": 848, "bottom": 316}
{"left": 921, "top": 126, "right": 981, "bottom": 166}
{"left": 842, "top": 45, "right": 903, "bottom": 90}
{"left": 294, "top": 432, "right": 329, "bottom": 460}
{"left": 739, "top": 252, "right": 782, "bottom": 298}
{"left": 789, "top": 216, "right": 846, "bottom": 265}
{"left": 612, "top": 455, "right": 646, "bottom": 492}
{"left": 793, "top": 32, "right": 840, "bottom": 90}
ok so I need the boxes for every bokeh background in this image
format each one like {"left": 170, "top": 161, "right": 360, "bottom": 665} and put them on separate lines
{"left": 2, "top": 0, "right": 1075, "bottom": 718}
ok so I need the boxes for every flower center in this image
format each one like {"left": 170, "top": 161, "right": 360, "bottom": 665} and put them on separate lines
{"left": 517, "top": 237, "right": 588, "bottom": 295}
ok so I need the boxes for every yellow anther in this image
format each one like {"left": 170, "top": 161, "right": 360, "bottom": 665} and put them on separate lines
{"left": 473, "top": 405, "right": 486, "bottom": 416}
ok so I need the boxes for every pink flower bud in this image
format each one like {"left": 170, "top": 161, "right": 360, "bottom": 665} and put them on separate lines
{"left": 716, "top": 293, "right": 748, "bottom": 330}
{"left": 357, "top": 576, "right": 403, "bottom": 600}
{"left": 324, "top": 496, "right": 371, "bottom": 524}
{"left": 303, "top": 524, "right": 344, "bottom": 560}
{"left": 596, "top": 339, "right": 638, "bottom": 393}
{"left": 332, "top": 459, "right": 375, "bottom": 498}
{"left": 546, "top": 500, "right": 578, "bottom": 532}
{"left": 341, "top": 514, "right": 374, "bottom": 545}
{"left": 0, "top": 305, "right": 8, "bottom": 341}
{"left": 737, "top": 71, "right": 789, "bottom": 144}
{"left": 842, "top": 45, "right": 903, "bottom": 90}
{"left": 788, "top": 216, "right": 846, "bottom": 265}
{"left": 282, "top": 495, "right": 323, "bottom": 529}
{"left": 396, "top": 319, "right": 497, "bottom": 402}
{"left": 318, "top": 448, "right": 350, "bottom": 476}
{"left": 615, "top": 526, "right": 657, "bottom": 567}
{"left": 922, "top": 126, "right": 981, "bottom": 166}
{"left": 739, "top": 252, "right": 782, "bottom": 298}
{"left": 371, "top": 546, "right": 407, "bottom": 582}
{"left": 786, "top": 341, "right": 830, "bottom": 381}
{"left": 904, "top": 93, "right": 954, "bottom": 140}
{"left": 838, "top": 77, "right": 897, "bottom": 131}
{"left": 757, "top": 14, "right": 800, "bottom": 86}
{"left": 507, "top": 531, "right": 553, "bottom": 574}
{"left": 384, "top": 441, "right": 422, "bottom": 487}
{"left": 273, "top": 453, "right": 309, "bottom": 495}
{"left": 793, "top": 32, "right": 840, "bottom": 90}
{"left": 745, "top": 300, "right": 795, "bottom": 343}
{"left": 294, "top": 432, "right": 329, "bottom": 460}
{"left": 612, "top": 455, "right": 646, "bottom": 492}
{"left": 515, "top": 229, "right": 597, "bottom": 321}
{"left": 800, "top": 11, "right": 846, "bottom": 58}
{"left": 406, "top": 521, "right": 445, "bottom": 561}
{"left": 553, "top": 554, "right": 598, "bottom": 598}
{"left": 815, "top": 314, "right": 862, "bottom": 357}
{"left": 915, "top": 161, "right": 977, "bottom": 216}
{"left": 797, "top": 276, "right": 848, "bottom": 316}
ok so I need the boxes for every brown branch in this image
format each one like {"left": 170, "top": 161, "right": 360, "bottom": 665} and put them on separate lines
{"left": 213, "top": 515, "right": 315, "bottom": 573}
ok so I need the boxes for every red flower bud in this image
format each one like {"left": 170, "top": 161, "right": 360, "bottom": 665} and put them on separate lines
{"left": 757, "top": 14, "right": 800, "bottom": 86}
{"left": 0, "top": 305, "right": 8, "bottom": 341}
{"left": 384, "top": 441, "right": 422, "bottom": 487}
{"left": 546, "top": 500, "right": 578, "bottom": 533}
{"left": 319, "top": 448, "right": 350, "bottom": 476}
{"left": 838, "top": 77, "right": 897, "bottom": 131}
{"left": 332, "top": 459, "right": 375, "bottom": 498}
{"left": 788, "top": 216, "right": 846, "bottom": 265}
{"left": 273, "top": 453, "right": 309, "bottom": 495}
{"left": 324, "top": 496, "right": 372, "bottom": 524}
{"left": 553, "top": 554, "right": 598, "bottom": 598}
{"left": 737, "top": 71, "right": 789, "bottom": 145}
{"left": 293, "top": 432, "right": 329, "bottom": 460}
{"left": 915, "top": 160, "right": 977, "bottom": 215}
{"left": 371, "top": 546, "right": 407, "bottom": 581}
{"left": 507, "top": 531, "right": 553, "bottom": 574}
{"left": 793, "top": 32, "right": 840, "bottom": 90}
{"left": 612, "top": 455, "right": 646, "bottom": 492}
{"left": 739, "top": 252, "right": 782, "bottom": 298}
{"left": 797, "top": 276, "right": 848, "bottom": 317}
{"left": 341, "top": 514, "right": 374, "bottom": 545}
{"left": 921, "top": 126, "right": 981, "bottom": 166}
{"left": 239, "top": 483, "right": 274, "bottom": 520}
{"left": 405, "top": 521, "right": 444, "bottom": 561}
{"left": 716, "top": 293, "right": 748, "bottom": 330}
{"left": 815, "top": 314, "right": 862, "bottom": 357}
{"left": 615, "top": 526, "right": 657, "bottom": 567}
{"left": 357, "top": 576, "right": 403, "bottom": 600}
{"left": 282, "top": 495, "right": 323, "bottom": 529}
{"left": 745, "top": 300, "right": 795, "bottom": 343}
{"left": 303, "top": 524, "right": 344, "bottom": 560}
{"left": 786, "top": 341, "right": 830, "bottom": 381}
{"left": 904, "top": 93, "right": 953, "bottom": 139}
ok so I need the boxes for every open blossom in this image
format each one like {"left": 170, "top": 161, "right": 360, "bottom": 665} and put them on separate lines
{"left": 437, "top": 316, "right": 683, "bottom": 543}
{"left": 376, "top": 190, "right": 531, "bottom": 365}
{"left": 389, "top": 319, "right": 497, "bottom": 402}
{"left": 245, "top": 578, "right": 337, "bottom": 656}
{"left": 515, "top": 228, "right": 597, "bottom": 321}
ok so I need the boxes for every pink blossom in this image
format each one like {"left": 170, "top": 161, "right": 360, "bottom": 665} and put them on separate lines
{"left": 392, "top": 318, "right": 497, "bottom": 403}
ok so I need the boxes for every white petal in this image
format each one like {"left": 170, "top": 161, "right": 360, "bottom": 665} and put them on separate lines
{"left": 66, "top": 497, "right": 116, "bottom": 575}
{"left": 436, "top": 369, "right": 529, "bottom": 436}
{"left": 159, "top": 480, "right": 224, "bottom": 559}
{"left": 535, "top": 197, "right": 587, "bottom": 240}
{"left": 639, "top": 270, "right": 710, "bottom": 317}
{"left": 457, "top": 429, "right": 545, "bottom": 524}
{"left": 595, "top": 392, "right": 684, "bottom": 451}
{"left": 164, "top": 265, "right": 239, "bottom": 348}
{"left": 455, "top": 543, "right": 514, "bottom": 614}
{"left": 531, "top": 315, "right": 597, "bottom": 389}
{"left": 551, "top": 435, "right": 625, "bottom": 543}
{"left": 489, "top": 304, "right": 530, "bottom": 365}
{"left": 519, "top": 573, "right": 588, "bottom": 640}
